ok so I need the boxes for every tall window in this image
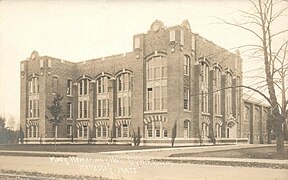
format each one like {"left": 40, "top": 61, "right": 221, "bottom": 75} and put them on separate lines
{"left": 215, "top": 123, "right": 221, "bottom": 138}
{"left": 67, "top": 103, "right": 72, "bottom": 119}
{"left": 97, "top": 76, "right": 109, "bottom": 94}
{"left": 146, "top": 56, "right": 167, "bottom": 111}
{"left": 201, "top": 122, "right": 209, "bottom": 138}
{"left": 214, "top": 67, "right": 221, "bottom": 114}
{"left": 78, "top": 79, "right": 90, "bottom": 96}
{"left": 96, "top": 125, "right": 109, "bottom": 138}
{"left": 200, "top": 61, "right": 209, "bottom": 113}
{"left": 67, "top": 79, "right": 73, "bottom": 96}
{"left": 184, "top": 120, "right": 190, "bottom": 138}
{"left": 78, "top": 125, "right": 88, "bottom": 138}
{"left": 184, "top": 56, "right": 190, "bottom": 76}
{"left": 184, "top": 88, "right": 190, "bottom": 110}
{"left": 78, "top": 78, "right": 90, "bottom": 119}
{"left": 28, "top": 77, "right": 40, "bottom": 118}
{"left": 28, "top": 99, "right": 39, "bottom": 118}
{"left": 29, "top": 77, "right": 39, "bottom": 94}
{"left": 52, "top": 77, "right": 58, "bottom": 93}
{"left": 254, "top": 107, "right": 260, "bottom": 122}
{"left": 96, "top": 76, "right": 110, "bottom": 118}
{"left": 116, "top": 73, "right": 132, "bottom": 117}
{"left": 78, "top": 100, "right": 89, "bottom": 119}
{"left": 67, "top": 125, "right": 72, "bottom": 135}
{"left": 244, "top": 106, "right": 250, "bottom": 121}
{"left": 27, "top": 125, "right": 38, "bottom": 138}
{"left": 97, "top": 99, "right": 109, "bottom": 118}
{"left": 226, "top": 72, "right": 233, "bottom": 115}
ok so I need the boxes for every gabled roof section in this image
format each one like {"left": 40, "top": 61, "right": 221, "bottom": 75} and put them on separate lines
{"left": 243, "top": 93, "right": 270, "bottom": 107}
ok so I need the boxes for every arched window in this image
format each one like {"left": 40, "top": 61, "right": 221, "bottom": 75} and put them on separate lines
{"left": 116, "top": 72, "right": 132, "bottom": 117}
{"left": 144, "top": 116, "right": 168, "bottom": 138}
{"left": 96, "top": 76, "right": 110, "bottom": 118}
{"left": 146, "top": 56, "right": 167, "bottom": 111}
{"left": 183, "top": 120, "right": 190, "bottom": 138}
{"left": 78, "top": 78, "right": 90, "bottom": 96}
{"left": 29, "top": 77, "right": 39, "bottom": 94}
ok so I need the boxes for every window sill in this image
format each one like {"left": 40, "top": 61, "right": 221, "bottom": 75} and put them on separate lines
{"left": 76, "top": 118, "right": 90, "bottom": 121}
{"left": 183, "top": 109, "right": 191, "bottom": 112}
{"left": 66, "top": 95, "right": 73, "bottom": 97}
{"left": 95, "top": 117, "right": 109, "bottom": 120}
{"left": 201, "top": 112, "right": 210, "bottom": 116}
{"left": 144, "top": 110, "right": 167, "bottom": 114}
{"left": 215, "top": 114, "right": 223, "bottom": 118}
{"left": 115, "top": 116, "right": 131, "bottom": 119}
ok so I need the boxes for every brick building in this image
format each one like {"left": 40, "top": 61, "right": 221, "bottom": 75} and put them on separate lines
{"left": 242, "top": 94, "right": 271, "bottom": 144}
{"left": 20, "top": 20, "right": 268, "bottom": 145}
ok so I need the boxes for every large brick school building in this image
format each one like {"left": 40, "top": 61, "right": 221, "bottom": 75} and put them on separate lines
{"left": 20, "top": 20, "right": 269, "bottom": 145}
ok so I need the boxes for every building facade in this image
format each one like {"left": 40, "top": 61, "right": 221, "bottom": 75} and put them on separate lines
{"left": 20, "top": 20, "right": 265, "bottom": 145}
{"left": 242, "top": 94, "right": 271, "bottom": 144}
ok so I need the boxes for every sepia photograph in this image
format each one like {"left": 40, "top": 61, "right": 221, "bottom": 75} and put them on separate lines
{"left": 0, "top": 0, "right": 287, "bottom": 179}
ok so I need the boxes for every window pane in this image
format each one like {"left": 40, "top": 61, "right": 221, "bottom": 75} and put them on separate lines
{"left": 78, "top": 127, "right": 82, "bottom": 137}
{"left": 102, "top": 99, "right": 106, "bottom": 117}
{"left": 97, "top": 127, "right": 101, "bottom": 137}
{"left": 52, "top": 77, "right": 58, "bottom": 93}
{"left": 163, "top": 129, "right": 168, "bottom": 137}
{"left": 147, "top": 88, "right": 153, "bottom": 110}
{"left": 84, "top": 101, "right": 87, "bottom": 118}
{"left": 123, "top": 124, "right": 128, "bottom": 137}
{"left": 79, "top": 101, "right": 82, "bottom": 118}
{"left": 84, "top": 79, "right": 88, "bottom": 94}
{"left": 79, "top": 81, "right": 83, "bottom": 95}
{"left": 118, "top": 98, "right": 122, "bottom": 116}
{"left": 155, "top": 129, "right": 160, "bottom": 137}
{"left": 67, "top": 80, "right": 72, "bottom": 95}
{"left": 98, "top": 100, "right": 101, "bottom": 117}
{"left": 67, "top": 125, "right": 71, "bottom": 135}
{"left": 103, "top": 126, "right": 107, "bottom": 137}
{"left": 33, "top": 126, "right": 37, "bottom": 138}
{"left": 117, "top": 126, "right": 122, "bottom": 137}
{"left": 97, "top": 79, "right": 101, "bottom": 93}
{"left": 83, "top": 126, "right": 88, "bottom": 138}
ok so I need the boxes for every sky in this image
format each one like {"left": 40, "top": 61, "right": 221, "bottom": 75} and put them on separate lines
{"left": 0, "top": 0, "right": 287, "bottom": 127}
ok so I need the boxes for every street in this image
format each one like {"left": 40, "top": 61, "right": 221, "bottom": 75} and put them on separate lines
{"left": 0, "top": 152, "right": 287, "bottom": 180}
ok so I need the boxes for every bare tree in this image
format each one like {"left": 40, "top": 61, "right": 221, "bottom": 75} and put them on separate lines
{"left": 5, "top": 115, "right": 16, "bottom": 131}
{"left": 220, "top": 0, "right": 288, "bottom": 154}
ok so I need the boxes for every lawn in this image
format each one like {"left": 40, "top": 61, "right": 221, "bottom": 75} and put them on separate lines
{"left": 0, "top": 144, "right": 167, "bottom": 153}
{"left": 169, "top": 146, "right": 288, "bottom": 160}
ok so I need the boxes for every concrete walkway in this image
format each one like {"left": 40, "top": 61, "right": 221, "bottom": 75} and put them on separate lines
{"left": 1, "top": 144, "right": 286, "bottom": 165}
{"left": 0, "top": 144, "right": 287, "bottom": 180}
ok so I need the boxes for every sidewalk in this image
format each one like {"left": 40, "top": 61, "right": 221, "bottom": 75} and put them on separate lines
{"left": 157, "top": 156, "right": 288, "bottom": 165}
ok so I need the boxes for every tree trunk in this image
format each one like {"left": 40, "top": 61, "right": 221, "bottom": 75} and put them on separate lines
{"left": 275, "top": 116, "right": 285, "bottom": 155}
